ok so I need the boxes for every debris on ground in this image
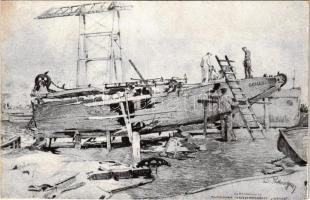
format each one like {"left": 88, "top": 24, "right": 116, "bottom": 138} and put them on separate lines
{"left": 87, "top": 167, "right": 152, "bottom": 180}
{"left": 30, "top": 137, "right": 47, "bottom": 150}
{"left": 28, "top": 171, "right": 79, "bottom": 192}
{"left": 1, "top": 136, "right": 21, "bottom": 149}
{"left": 261, "top": 156, "right": 297, "bottom": 175}
{"left": 164, "top": 137, "right": 198, "bottom": 153}
{"left": 22, "top": 159, "right": 156, "bottom": 199}
{"left": 135, "top": 157, "right": 171, "bottom": 174}
{"left": 157, "top": 137, "right": 199, "bottom": 159}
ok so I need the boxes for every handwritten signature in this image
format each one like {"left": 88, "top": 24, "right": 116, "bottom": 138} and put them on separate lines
{"left": 263, "top": 176, "right": 296, "bottom": 193}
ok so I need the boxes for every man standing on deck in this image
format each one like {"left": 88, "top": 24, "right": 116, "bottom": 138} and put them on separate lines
{"left": 242, "top": 47, "right": 253, "bottom": 79}
{"left": 218, "top": 88, "right": 237, "bottom": 141}
{"left": 200, "top": 52, "right": 216, "bottom": 83}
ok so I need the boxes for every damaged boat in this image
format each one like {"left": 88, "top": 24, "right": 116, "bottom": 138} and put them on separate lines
{"left": 29, "top": 72, "right": 287, "bottom": 138}
{"left": 28, "top": 1, "right": 287, "bottom": 140}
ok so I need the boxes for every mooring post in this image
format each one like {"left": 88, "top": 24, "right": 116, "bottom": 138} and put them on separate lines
{"left": 132, "top": 131, "right": 141, "bottom": 164}
{"left": 107, "top": 130, "right": 112, "bottom": 152}
{"left": 264, "top": 98, "right": 270, "bottom": 130}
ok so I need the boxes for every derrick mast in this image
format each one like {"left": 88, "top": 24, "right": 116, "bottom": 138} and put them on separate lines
{"left": 36, "top": 2, "right": 131, "bottom": 87}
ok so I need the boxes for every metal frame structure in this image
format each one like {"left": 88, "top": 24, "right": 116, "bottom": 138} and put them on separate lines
{"left": 36, "top": 1, "right": 131, "bottom": 87}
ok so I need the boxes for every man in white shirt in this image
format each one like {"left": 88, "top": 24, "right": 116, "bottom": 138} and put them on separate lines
{"left": 201, "top": 52, "right": 219, "bottom": 83}
{"left": 200, "top": 52, "right": 212, "bottom": 83}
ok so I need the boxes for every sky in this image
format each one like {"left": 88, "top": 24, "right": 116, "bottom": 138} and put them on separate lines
{"left": 0, "top": 1, "right": 309, "bottom": 106}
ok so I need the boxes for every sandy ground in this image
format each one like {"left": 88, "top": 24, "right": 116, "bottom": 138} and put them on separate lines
{"left": 0, "top": 127, "right": 307, "bottom": 199}
{"left": 166, "top": 168, "right": 307, "bottom": 200}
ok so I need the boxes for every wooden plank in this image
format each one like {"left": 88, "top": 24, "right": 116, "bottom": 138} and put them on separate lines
{"left": 84, "top": 94, "right": 151, "bottom": 107}
{"left": 203, "top": 104, "right": 207, "bottom": 138}
{"left": 45, "top": 87, "right": 103, "bottom": 99}
{"left": 132, "top": 131, "right": 141, "bottom": 164}
{"left": 74, "top": 131, "right": 82, "bottom": 149}
{"left": 1, "top": 136, "right": 21, "bottom": 149}
{"left": 107, "top": 131, "right": 112, "bottom": 151}
{"left": 264, "top": 98, "right": 270, "bottom": 129}
{"left": 119, "top": 102, "right": 133, "bottom": 142}
{"left": 87, "top": 110, "right": 178, "bottom": 120}
{"left": 43, "top": 130, "right": 106, "bottom": 138}
{"left": 87, "top": 167, "right": 151, "bottom": 180}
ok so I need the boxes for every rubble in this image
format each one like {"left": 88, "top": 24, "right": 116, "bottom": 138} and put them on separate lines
{"left": 1, "top": 136, "right": 21, "bottom": 149}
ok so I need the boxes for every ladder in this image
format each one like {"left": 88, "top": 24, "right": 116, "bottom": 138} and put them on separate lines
{"left": 215, "top": 55, "right": 265, "bottom": 140}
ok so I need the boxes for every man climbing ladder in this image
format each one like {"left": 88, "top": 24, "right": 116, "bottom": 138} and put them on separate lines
{"left": 215, "top": 55, "right": 265, "bottom": 140}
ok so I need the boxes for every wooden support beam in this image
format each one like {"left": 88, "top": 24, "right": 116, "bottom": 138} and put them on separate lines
{"left": 203, "top": 103, "right": 207, "bottom": 138}
{"left": 48, "top": 138, "right": 52, "bottom": 148}
{"left": 43, "top": 131, "right": 109, "bottom": 139}
{"left": 264, "top": 98, "right": 270, "bottom": 129}
{"left": 119, "top": 101, "right": 133, "bottom": 142}
{"left": 74, "top": 131, "right": 82, "bottom": 149}
{"left": 106, "top": 131, "right": 112, "bottom": 152}
{"left": 132, "top": 131, "right": 141, "bottom": 164}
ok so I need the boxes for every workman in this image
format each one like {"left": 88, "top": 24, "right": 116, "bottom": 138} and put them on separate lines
{"left": 209, "top": 65, "right": 219, "bottom": 81}
{"left": 200, "top": 52, "right": 213, "bottom": 83}
{"left": 218, "top": 88, "right": 237, "bottom": 141}
{"left": 242, "top": 47, "right": 252, "bottom": 79}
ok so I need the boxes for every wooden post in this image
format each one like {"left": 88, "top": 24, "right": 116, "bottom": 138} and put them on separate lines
{"left": 203, "top": 102, "right": 207, "bottom": 138}
{"left": 119, "top": 102, "right": 133, "bottom": 142}
{"left": 16, "top": 137, "right": 20, "bottom": 148}
{"left": 74, "top": 131, "right": 81, "bottom": 149}
{"left": 48, "top": 138, "right": 52, "bottom": 148}
{"left": 264, "top": 98, "right": 270, "bottom": 129}
{"left": 132, "top": 131, "right": 141, "bottom": 164}
{"left": 107, "top": 130, "right": 112, "bottom": 152}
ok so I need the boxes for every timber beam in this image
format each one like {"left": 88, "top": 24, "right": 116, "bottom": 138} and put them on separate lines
{"left": 36, "top": 2, "right": 132, "bottom": 19}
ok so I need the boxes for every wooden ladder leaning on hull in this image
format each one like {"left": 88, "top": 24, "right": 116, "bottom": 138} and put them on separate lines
{"left": 215, "top": 55, "right": 265, "bottom": 140}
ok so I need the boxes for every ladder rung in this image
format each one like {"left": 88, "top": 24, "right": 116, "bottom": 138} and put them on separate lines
{"left": 247, "top": 120, "right": 257, "bottom": 123}
{"left": 242, "top": 113, "right": 253, "bottom": 115}
{"left": 221, "top": 66, "right": 234, "bottom": 70}
{"left": 237, "top": 97, "right": 247, "bottom": 101}
{"left": 227, "top": 80, "right": 238, "bottom": 82}
{"left": 218, "top": 59, "right": 235, "bottom": 63}
{"left": 224, "top": 72, "right": 235, "bottom": 75}
{"left": 239, "top": 105, "right": 250, "bottom": 108}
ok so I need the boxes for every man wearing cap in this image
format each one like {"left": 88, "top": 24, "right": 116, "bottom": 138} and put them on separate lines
{"left": 218, "top": 87, "right": 237, "bottom": 141}
{"left": 242, "top": 47, "right": 252, "bottom": 79}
